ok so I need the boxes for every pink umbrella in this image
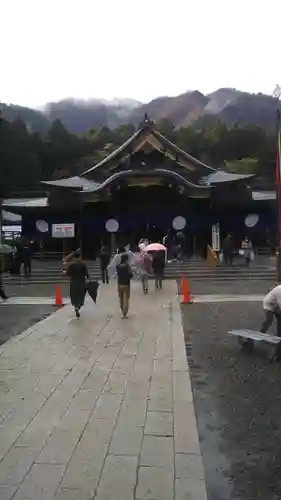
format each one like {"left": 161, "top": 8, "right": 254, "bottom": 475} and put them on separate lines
{"left": 145, "top": 243, "right": 166, "bottom": 252}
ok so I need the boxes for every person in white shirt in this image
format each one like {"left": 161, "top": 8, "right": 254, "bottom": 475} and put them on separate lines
{"left": 261, "top": 285, "right": 281, "bottom": 337}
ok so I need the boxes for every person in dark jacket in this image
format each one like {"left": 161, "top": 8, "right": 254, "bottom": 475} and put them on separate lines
{"left": 67, "top": 251, "right": 89, "bottom": 318}
{"left": 152, "top": 251, "right": 165, "bottom": 290}
{"left": 223, "top": 233, "right": 234, "bottom": 266}
{"left": 116, "top": 253, "right": 133, "bottom": 318}
{"left": 99, "top": 245, "right": 110, "bottom": 284}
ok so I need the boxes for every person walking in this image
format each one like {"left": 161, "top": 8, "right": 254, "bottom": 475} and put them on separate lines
{"left": 99, "top": 245, "right": 110, "bottom": 284}
{"left": 152, "top": 251, "right": 165, "bottom": 290}
{"left": 241, "top": 237, "right": 253, "bottom": 267}
{"left": 261, "top": 285, "right": 281, "bottom": 336}
{"left": 116, "top": 253, "right": 133, "bottom": 318}
{"left": 260, "top": 284, "right": 281, "bottom": 360}
{"left": 138, "top": 245, "right": 152, "bottom": 294}
{"left": 67, "top": 251, "right": 89, "bottom": 318}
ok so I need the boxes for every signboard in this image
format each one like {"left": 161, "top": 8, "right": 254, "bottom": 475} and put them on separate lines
{"left": 212, "top": 223, "right": 220, "bottom": 251}
{"left": 52, "top": 223, "right": 75, "bottom": 238}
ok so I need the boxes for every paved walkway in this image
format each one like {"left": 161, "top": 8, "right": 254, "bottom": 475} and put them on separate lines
{"left": 0, "top": 281, "right": 207, "bottom": 500}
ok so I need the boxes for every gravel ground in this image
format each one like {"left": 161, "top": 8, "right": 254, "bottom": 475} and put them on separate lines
{"left": 188, "top": 280, "right": 276, "bottom": 296}
{"left": 0, "top": 305, "right": 54, "bottom": 345}
{"left": 3, "top": 283, "right": 69, "bottom": 297}
{"left": 182, "top": 301, "right": 281, "bottom": 500}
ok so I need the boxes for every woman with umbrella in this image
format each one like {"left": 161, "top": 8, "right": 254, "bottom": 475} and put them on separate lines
{"left": 145, "top": 243, "right": 166, "bottom": 290}
{"left": 67, "top": 250, "right": 89, "bottom": 318}
{"left": 137, "top": 243, "right": 152, "bottom": 294}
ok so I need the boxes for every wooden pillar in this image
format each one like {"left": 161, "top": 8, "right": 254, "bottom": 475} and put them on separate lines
{"left": 110, "top": 233, "right": 116, "bottom": 255}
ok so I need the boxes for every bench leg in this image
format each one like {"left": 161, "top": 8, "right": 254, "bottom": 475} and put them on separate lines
{"left": 270, "top": 342, "right": 281, "bottom": 362}
{"left": 238, "top": 337, "right": 254, "bottom": 349}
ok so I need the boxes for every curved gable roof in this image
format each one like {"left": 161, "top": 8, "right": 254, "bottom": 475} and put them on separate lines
{"left": 81, "top": 119, "right": 216, "bottom": 178}
{"left": 41, "top": 116, "right": 254, "bottom": 191}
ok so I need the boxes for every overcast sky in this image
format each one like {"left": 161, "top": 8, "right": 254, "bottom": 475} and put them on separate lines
{"left": 1, "top": 0, "right": 280, "bottom": 108}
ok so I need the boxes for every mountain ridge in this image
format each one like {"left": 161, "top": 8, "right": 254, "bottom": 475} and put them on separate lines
{"left": 0, "top": 88, "right": 278, "bottom": 133}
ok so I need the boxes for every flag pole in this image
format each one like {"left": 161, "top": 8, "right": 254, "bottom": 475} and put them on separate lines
{"left": 274, "top": 85, "right": 281, "bottom": 282}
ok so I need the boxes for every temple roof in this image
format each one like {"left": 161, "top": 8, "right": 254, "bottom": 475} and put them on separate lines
{"left": 81, "top": 117, "right": 216, "bottom": 177}
{"left": 41, "top": 116, "right": 253, "bottom": 192}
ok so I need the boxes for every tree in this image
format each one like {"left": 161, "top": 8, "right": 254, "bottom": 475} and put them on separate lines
{"left": 224, "top": 158, "right": 259, "bottom": 174}
{"left": 155, "top": 119, "right": 175, "bottom": 138}
{"left": 114, "top": 124, "right": 135, "bottom": 142}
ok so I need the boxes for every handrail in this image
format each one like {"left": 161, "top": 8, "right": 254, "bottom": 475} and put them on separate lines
{"left": 206, "top": 245, "right": 217, "bottom": 268}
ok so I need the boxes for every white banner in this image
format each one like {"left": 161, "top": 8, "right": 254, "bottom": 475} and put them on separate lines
{"left": 52, "top": 223, "right": 75, "bottom": 238}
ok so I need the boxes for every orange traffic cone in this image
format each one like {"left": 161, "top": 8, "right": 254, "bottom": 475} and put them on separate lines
{"left": 181, "top": 276, "right": 193, "bottom": 304}
{"left": 55, "top": 284, "right": 63, "bottom": 307}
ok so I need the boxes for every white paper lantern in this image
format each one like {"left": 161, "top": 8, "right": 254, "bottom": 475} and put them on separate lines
{"left": 36, "top": 220, "right": 48, "bottom": 233}
{"left": 245, "top": 214, "right": 259, "bottom": 228}
{"left": 172, "top": 216, "right": 186, "bottom": 231}
{"left": 105, "top": 219, "right": 119, "bottom": 233}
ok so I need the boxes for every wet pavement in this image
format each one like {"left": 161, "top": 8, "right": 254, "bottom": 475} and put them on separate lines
{"left": 3, "top": 283, "right": 69, "bottom": 298}
{"left": 182, "top": 300, "right": 281, "bottom": 500}
{"left": 188, "top": 279, "right": 276, "bottom": 296}
{"left": 0, "top": 305, "right": 53, "bottom": 345}
{"left": 0, "top": 281, "right": 206, "bottom": 500}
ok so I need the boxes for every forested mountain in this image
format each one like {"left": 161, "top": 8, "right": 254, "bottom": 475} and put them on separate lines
{"left": 1, "top": 88, "right": 279, "bottom": 134}
{"left": 0, "top": 103, "right": 49, "bottom": 134}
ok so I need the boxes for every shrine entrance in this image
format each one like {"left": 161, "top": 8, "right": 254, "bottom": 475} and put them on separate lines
{"left": 81, "top": 185, "right": 212, "bottom": 258}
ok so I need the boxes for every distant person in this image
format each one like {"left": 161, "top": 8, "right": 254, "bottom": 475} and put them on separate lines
{"left": 99, "top": 245, "right": 111, "bottom": 284}
{"left": 0, "top": 260, "right": 8, "bottom": 301}
{"left": 163, "top": 231, "right": 173, "bottom": 261}
{"left": 223, "top": 234, "right": 234, "bottom": 266}
{"left": 139, "top": 238, "right": 149, "bottom": 249}
{"left": 116, "top": 253, "right": 133, "bottom": 318}
{"left": 241, "top": 237, "right": 253, "bottom": 267}
{"left": 175, "top": 231, "right": 185, "bottom": 262}
{"left": 152, "top": 251, "right": 165, "bottom": 290}
{"left": 67, "top": 251, "right": 89, "bottom": 318}
{"left": 138, "top": 245, "right": 152, "bottom": 294}
{"left": 22, "top": 241, "right": 32, "bottom": 277}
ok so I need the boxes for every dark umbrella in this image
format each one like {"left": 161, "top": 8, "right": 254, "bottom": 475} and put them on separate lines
{"left": 87, "top": 280, "right": 99, "bottom": 303}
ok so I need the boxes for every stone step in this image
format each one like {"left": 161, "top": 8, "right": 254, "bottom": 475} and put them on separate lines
{"left": 4, "top": 259, "right": 276, "bottom": 284}
{"left": 4, "top": 274, "right": 276, "bottom": 285}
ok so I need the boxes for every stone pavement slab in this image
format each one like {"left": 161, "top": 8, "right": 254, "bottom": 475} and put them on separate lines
{"left": 0, "top": 281, "right": 207, "bottom": 499}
